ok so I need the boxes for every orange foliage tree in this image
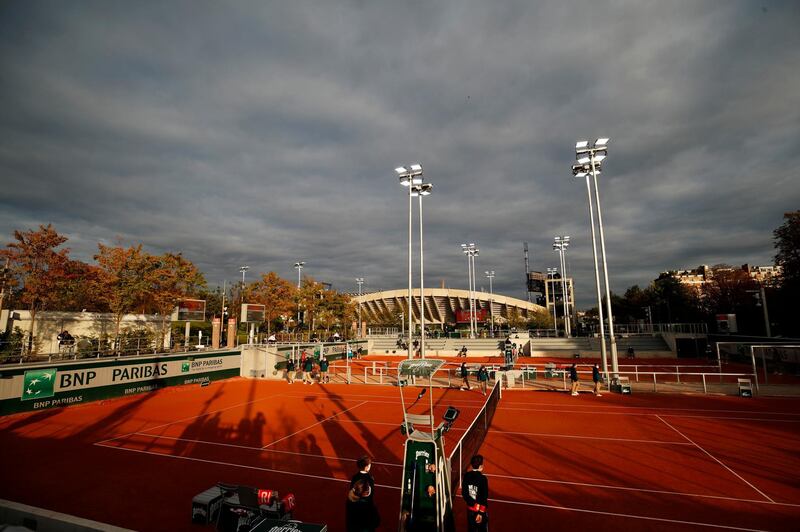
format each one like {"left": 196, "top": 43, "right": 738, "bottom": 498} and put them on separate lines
{"left": 245, "top": 272, "right": 295, "bottom": 334}
{"left": 2, "top": 224, "right": 72, "bottom": 353}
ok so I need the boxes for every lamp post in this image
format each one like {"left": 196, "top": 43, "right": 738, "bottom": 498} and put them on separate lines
{"left": 575, "top": 137, "right": 618, "bottom": 379}
{"left": 413, "top": 182, "right": 432, "bottom": 358}
{"left": 553, "top": 237, "right": 571, "bottom": 338}
{"left": 355, "top": 278, "right": 364, "bottom": 338}
{"left": 547, "top": 268, "right": 559, "bottom": 335}
{"left": 294, "top": 261, "right": 305, "bottom": 335}
{"left": 461, "top": 243, "right": 479, "bottom": 338}
{"left": 573, "top": 149, "right": 609, "bottom": 381}
{"left": 485, "top": 271, "right": 495, "bottom": 337}
{"left": 396, "top": 164, "right": 423, "bottom": 359}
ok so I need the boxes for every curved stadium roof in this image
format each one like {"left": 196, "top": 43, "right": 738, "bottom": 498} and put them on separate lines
{"left": 354, "top": 288, "right": 545, "bottom": 327}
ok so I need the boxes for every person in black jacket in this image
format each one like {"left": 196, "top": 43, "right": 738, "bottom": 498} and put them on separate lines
{"left": 346, "top": 478, "right": 380, "bottom": 532}
{"left": 592, "top": 363, "right": 603, "bottom": 396}
{"left": 462, "top": 455, "right": 488, "bottom": 531}
{"left": 569, "top": 363, "right": 580, "bottom": 396}
{"left": 351, "top": 456, "right": 375, "bottom": 502}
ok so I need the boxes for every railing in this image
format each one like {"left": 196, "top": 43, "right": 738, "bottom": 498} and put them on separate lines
{"left": 528, "top": 329, "right": 560, "bottom": 338}
{"left": 588, "top": 323, "right": 708, "bottom": 336}
{"left": 366, "top": 327, "right": 400, "bottom": 337}
{"left": 0, "top": 335, "right": 217, "bottom": 365}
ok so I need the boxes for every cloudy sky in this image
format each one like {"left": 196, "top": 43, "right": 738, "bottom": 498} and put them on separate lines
{"left": 1, "top": 1, "right": 798, "bottom": 307}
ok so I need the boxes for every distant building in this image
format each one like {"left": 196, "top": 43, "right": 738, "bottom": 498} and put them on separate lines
{"left": 663, "top": 264, "right": 782, "bottom": 287}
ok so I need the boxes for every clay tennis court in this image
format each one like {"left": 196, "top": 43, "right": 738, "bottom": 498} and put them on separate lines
{"left": 1, "top": 371, "right": 799, "bottom": 531}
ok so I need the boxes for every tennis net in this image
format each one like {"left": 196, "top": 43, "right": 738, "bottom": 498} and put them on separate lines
{"left": 447, "top": 379, "right": 501, "bottom": 494}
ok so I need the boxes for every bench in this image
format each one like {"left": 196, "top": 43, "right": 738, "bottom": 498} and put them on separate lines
{"left": 738, "top": 378, "right": 753, "bottom": 397}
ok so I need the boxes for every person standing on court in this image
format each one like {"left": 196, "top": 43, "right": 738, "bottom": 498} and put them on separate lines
{"left": 460, "top": 361, "right": 471, "bottom": 391}
{"left": 569, "top": 362, "right": 580, "bottom": 396}
{"left": 463, "top": 454, "right": 489, "bottom": 531}
{"left": 477, "top": 365, "right": 489, "bottom": 395}
{"left": 319, "top": 355, "right": 330, "bottom": 383}
{"left": 303, "top": 355, "right": 315, "bottom": 384}
{"left": 285, "top": 357, "right": 296, "bottom": 384}
{"left": 592, "top": 363, "right": 603, "bottom": 396}
{"left": 346, "top": 478, "right": 380, "bottom": 532}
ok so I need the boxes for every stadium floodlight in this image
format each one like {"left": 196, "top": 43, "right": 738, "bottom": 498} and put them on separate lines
{"left": 461, "top": 243, "right": 479, "bottom": 338}
{"left": 356, "top": 278, "right": 364, "bottom": 338}
{"left": 485, "top": 270, "right": 495, "bottom": 337}
{"left": 552, "top": 236, "right": 571, "bottom": 338}
{"left": 571, "top": 136, "right": 618, "bottom": 381}
{"left": 546, "top": 267, "right": 559, "bottom": 335}
{"left": 413, "top": 181, "right": 433, "bottom": 358}
{"left": 396, "top": 164, "right": 423, "bottom": 359}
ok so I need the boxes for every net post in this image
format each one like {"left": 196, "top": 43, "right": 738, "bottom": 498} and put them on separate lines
{"left": 702, "top": 373, "right": 707, "bottom": 394}
{"left": 653, "top": 372, "right": 657, "bottom": 392}
{"left": 676, "top": 367, "right": 681, "bottom": 384}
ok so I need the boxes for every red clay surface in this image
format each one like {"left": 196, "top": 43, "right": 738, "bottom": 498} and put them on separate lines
{"left": 1, "top": 374, "right": 799, "bottom": 531}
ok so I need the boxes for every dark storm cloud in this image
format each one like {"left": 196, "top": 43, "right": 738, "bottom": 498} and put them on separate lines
{"left": 1, "top": 0, "right": 798, "bottom": 306}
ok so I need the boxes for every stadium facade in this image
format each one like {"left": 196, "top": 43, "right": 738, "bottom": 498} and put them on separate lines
{"left": 354, "top": 288, "right": 546, "bottom": 329}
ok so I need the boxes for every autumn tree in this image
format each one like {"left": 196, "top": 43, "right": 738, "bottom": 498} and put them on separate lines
{"left": 94, "top": 244, "right": 154, "bottom": 350}
{"left": 246, "top": 272, "right": 295, "bottom": 334}
{"left": 3, "top": 225, "right": 72, "bottom": 353}
{"left": 146, "top": 252, "right": 206, "bottom": 348}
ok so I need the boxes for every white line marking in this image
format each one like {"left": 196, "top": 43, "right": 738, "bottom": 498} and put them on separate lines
{"left": 126, "top": 432, "right": 403, "bottom": 468}
{"left": 494, "top": 406, "right": 800, "bottom": 422}
{"left": 486, "top": 497, "right": 770, "bottom": 531}
{"left": 94, "top": 442, "right": 402, "bottom": 490}
{"left": 483, "top": 472, "right": 800, "bottom": 508}
{"left": 496, "top": 400, "right": 800, "bottom": 416}
{"left": 656, "top": 415, "right": 776, "bottom": 503}
{"left": 485, "top": 430, "right": 691, "bottom": 445}
{"left": 261, "top": 401, "right": 368, "bottom": 449}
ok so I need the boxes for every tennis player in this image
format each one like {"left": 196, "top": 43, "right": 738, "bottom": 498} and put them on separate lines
{"left": 569, "top": 363, "right": 579, "bottom": 396}
{"left": 592, "top": 363, "right": 603, "bottom": 396}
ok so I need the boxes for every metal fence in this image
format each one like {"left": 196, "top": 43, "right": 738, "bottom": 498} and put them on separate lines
{"left": 0, "top": 335, "right": 214, "bottom": 365}
{"left": 588, "top": 323, "right": 708, "bottom": 335}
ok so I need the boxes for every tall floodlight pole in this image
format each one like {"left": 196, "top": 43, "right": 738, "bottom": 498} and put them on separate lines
{"left": 461, "top": 243, "right": 478, "bottom": 338}
{"left": 485, "top": 271, "right": 495, "bottom": 337}
{"left": 553, "top": 237, "right": 571, "bottom": 337}
{"left": 294, "top": 261, "right": 305, "bottom": 332}
{"left": 576, "top": 137, "right": 619, "bottom": 379}
{"left": 355, "top": 278, "right": 364, "bottom": 338}
{"left": 471, "top": 248, "right": 479, "bottom": 336}
{"left": 573, "top": 148, "right": 609, "bottom": 380}
{"left": 413, "top": 182, "right": 433, "bottom": 358}
{"left": 396, "top": 164, "right": 423, "bottom": 359}
{"left": 547, "top": 268, "right": 559, "bottom": 335}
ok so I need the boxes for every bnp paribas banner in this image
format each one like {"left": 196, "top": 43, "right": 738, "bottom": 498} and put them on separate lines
{"left": 1, "top": 351, "right": 241, "bottom": 415}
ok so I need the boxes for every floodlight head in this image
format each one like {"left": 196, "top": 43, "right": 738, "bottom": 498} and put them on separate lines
{"left": 594, "top": 154, "right": 606, "bottom": 163}
{"left": 576, "top": 140, "right": 589, "bottom": 150}
{"left": 577, "top": 156, "right": 590, "bottom": 165}
{"left": 410, "top": 163, "right": 422, "bottom": 172}
{"left": 412, "top": 176, "right": 423, "bottom": 185}
{"left": 399, "top": 175, "right": 411, "bottom": 186}
{"left": 595, "top": 138, "right": 610, "bottom": 147}
{"left": 564, "top": 236, "right": 570, "bottom": 242}
{"left": 419, "top": 183, "right": 433, "bottom": 195}
{"left": 395, "top": 166, "right": 407, "bottom": 175}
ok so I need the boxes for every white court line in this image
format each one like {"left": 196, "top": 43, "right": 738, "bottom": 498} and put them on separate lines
{"left": 656, "top": 415, "right": 775, "bottom": 503}
{"left": 494, "top": 406, "right": 800, "bottom": 422}
{"left": 93, "top": 442, "right": 401, "bottom": 490}
{"left": 484, "top": 472, "right": 800, "bottom": 508}
{"left": 261, "top": 401, "right": 368, "bottom": 449}
{"left": 95, "top": 393, "right": 282, "bottom": 445}
{"left": 125, "top": 432, "right": 404, "bottom": 468}
{"left": 496, "top": 400, "right": 800, "bottom": 416}
{"left": 484, "top": 430, "right": 691, "bottom": 445}
{"left": 486, "top": 497, "right": 770, "bottom": 532}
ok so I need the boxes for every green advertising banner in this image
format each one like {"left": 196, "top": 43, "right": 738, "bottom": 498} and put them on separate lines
{"left": 0, "top": 350, "right": 241, "bottom": 416}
